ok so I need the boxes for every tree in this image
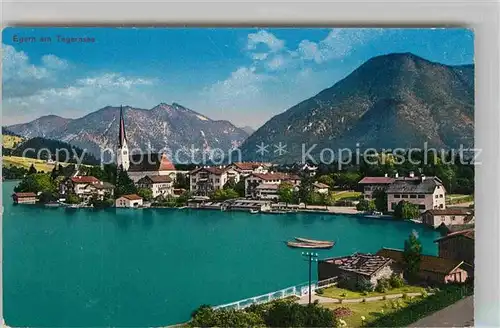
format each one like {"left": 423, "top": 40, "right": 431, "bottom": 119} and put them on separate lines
{"left": 277, "top": 181, "right": 294, "bottom": 205}
{"left": 173, "top": 173, "right": 189, "bottom": 189}
{"left": 66, "top": 193, "right": 81, "bottom": 204}
{"left": 373, "top": 190, "right": 388, "bottom": 212}
{"left": 264, "top": 300, "right": 336, "bottom": 327}
{"left": 356, "top": 199, "right": 376, "bottom": 211}
{"left": 403, "top": 230, "right": 423, "bottom": 280}
{"left": 115, "top": 166, "right": 137, "bottom": 197}
{"left": 234, "top": 180, "right": 246, "bottom": 197}
{"left": 394, "top": 200, "right": 420, "bottom": 220}
{"left": 38, "top": 191, "right": 57, "bottom": 204}
{"left": 28, "top": 164, "right": 37, "bottom": 175}
{"left": 137, "top": 188, "right": 153, "bottom": 201}
{"left": 14, "top": 173, "right": 55, "bottom": 194}
{"left": 298, "top": 176, "right": 314, "bottom": 207}
{"left": 316, "top": 174, "right": 334, "bottom": 187}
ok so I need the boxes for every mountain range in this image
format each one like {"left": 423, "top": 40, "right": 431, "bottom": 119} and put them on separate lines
{"left": 240, "top": 52, "right": 474, "bottom": 162}
{"left": 7, "top": 103, "right": 249, "bottom": 161}
{"left": 6, "top": 53, "right": 474, "bottom": 164}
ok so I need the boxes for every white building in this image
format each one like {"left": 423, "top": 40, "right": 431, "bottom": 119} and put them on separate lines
{"left": 61, "top": 176, "right": 114, "bottom": 201}
{"left": 313, "top": 182, "right": 330, "bottom": 194}
{"left": 115, "top": 194, "right": 143, "bottom": 208}
{"left": 116, "top": 106, "right": 130, "bottom": 171}
{"left": 245, "top": 172, "right": 301, "bottom": 199}
{"left": 137, "top": 175, "right": 174, "bottom": 199}
{"left": 189, "top": 166, "right": 228, "bottom": 196}
{"left": 386, "top": 175, "right": 446, "bottom": 212}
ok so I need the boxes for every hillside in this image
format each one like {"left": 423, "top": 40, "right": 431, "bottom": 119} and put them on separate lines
{"left": 241, "top": 52, "right": 474, "bottom": 162}
{"left": 7, "top": 103, "right": 249, "bottom": 161}
{"left": 7, "top": 115, "right": 73, "bottom": 138}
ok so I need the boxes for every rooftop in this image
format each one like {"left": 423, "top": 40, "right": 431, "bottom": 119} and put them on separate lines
{"left": 71, "top": 176, "right": 100, "bottom": 184}
{"left": 435, "top": 229, "right": 475, "bottom": 242}
{"left": 425, "top": 209, "right": 472, "bottom": 216}
{"left": 128, "top": 153, "right": 176, "bottom": 172}
{"left": 120, "top": 194, "right": 143, "bottom": 201}
{"left": 375, "top": 248, "right": 467, "bottom": 274}
{"left": 386, "top": 176, "right": 443, "bottom": 194}
{"left": 322, "top": 253, "right": 393, "bottom": 277}
{"left": 190, "top": 166, "right": 227, "bottom": 175}
{"left": 144, "top": 175, "right": 173, "bottom": 183}
{"left": 313, "top": 182, "right": 330, "bottom": 189}
{"left": 13, "top": 192, "right": 37, "bottom": 197}
{"left": 251, "top": 172, "right": 300, "bottom": 181}
{"left": 358, "top": 177, "right": 396, "bottom": 185}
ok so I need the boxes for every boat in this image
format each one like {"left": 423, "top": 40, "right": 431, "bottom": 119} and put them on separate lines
{"left": 364, "top": 211, "right": 384, "bottom": 219}
{"left": 250, "top": 209, "right": 259, "bottom": 214}
{"left": 294, "top": 237, "right": 333, "bottom": 245}
{"left": 286, "top": 241, "right": 334, "bottom": 249}
{"left": 45, "top": 202, "right": 61, "bottom": 208}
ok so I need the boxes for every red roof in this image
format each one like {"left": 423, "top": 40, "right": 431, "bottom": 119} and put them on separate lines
{"left": 358, "top": 177, "right": 395, "bottom": 184}
{"left": 231, "top": 162, "right": 263, "bottom": 171}
{"left": 190, "top": 166, "right": 227, "bottom": 175}
{"left": 71, "top": 176, "right": 100, "bottom": 184}
{"left": 121, "top": 194, "right": 143, "bottom": 201}
{"left": 158, "top": 153, "right": 176, "bottom": 171}
{"left": 252, "top": 173, "right": 300, "bottom": 181}
{"left": 14, "top": 192, "right": 37, "bottom": 198}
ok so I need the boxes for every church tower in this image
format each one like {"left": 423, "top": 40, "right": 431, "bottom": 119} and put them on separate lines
{"left": 117, "top": 106, "right": 130, "bottom": 171}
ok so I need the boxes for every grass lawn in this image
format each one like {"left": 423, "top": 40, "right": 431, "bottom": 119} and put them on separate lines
{"left": 2, "top": 135, "right": 24, "bottom": 149}
{"left": 320, "top": 285, "right": 425, "bottom": 300}
{"left": 323, "top": 299, "right": 411, "bottom": 327}
{"left": 3, "top": 155, "right": 56, "bottom": 172}
{"left": 332, "top": 191, "right": 362, "bottom": 201}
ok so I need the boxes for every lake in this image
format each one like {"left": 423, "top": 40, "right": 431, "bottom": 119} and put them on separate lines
{"left": 2, "top": 180, "right": 440, "bottom": 327}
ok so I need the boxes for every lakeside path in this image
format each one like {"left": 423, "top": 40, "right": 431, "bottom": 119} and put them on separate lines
{"left": 297, "top": 292, "right": 426, "bottom": 305}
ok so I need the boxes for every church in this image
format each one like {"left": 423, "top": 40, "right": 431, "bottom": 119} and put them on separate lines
{"left": 116, "top": 106, "right": 178, "bottom": 183}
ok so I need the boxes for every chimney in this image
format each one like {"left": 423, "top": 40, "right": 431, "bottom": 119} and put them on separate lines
{"left": 409, "top": 171, "right": 414, "bottom": 178}
{"left": 395, "top": 172, "right": 399, "bottom": 178}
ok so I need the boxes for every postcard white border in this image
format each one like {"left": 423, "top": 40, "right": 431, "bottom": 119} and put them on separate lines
{"left": 1, "top": 0, "right": 499, "bottom": 327}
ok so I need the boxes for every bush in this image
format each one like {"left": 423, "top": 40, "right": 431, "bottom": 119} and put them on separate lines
{"left": 389, "top": 274, "right": 405, "bottom": 288}
{"left": 375, "top": 278, "right": 391, "bottom": 293}
{"left": 356, "top": 278, "right": 375, "bottom": 293}
{"left": 315, "top": 288, "right": 324, "bottom": 295}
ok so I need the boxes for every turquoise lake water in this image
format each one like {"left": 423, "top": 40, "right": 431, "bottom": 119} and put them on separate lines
{"left": 2, "top": 180, "right": 440, "bottom": 327}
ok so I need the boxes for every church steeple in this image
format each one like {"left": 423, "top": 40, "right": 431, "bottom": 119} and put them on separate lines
{"left": 117, "top": 105, "right": 130, "bottom": 171}
{"left": 118, "top": 105, "right": 127, "bottom": 148}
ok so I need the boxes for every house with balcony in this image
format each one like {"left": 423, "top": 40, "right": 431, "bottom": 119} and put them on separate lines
{"left": 386, "top": 175, "right": 446, "bottom": 212}
{"left": 189, "top": 166, "right": 228, "bottom": 196}
{"left": 137, "top": 175, "right": 174, "bottom": 199}
{"left": 245, "top": 172, "right": 300, "bottom": 199}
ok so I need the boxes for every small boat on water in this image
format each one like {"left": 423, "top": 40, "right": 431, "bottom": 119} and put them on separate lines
{"left": 364, "top": 211, "right": 384, "bottom": 219}
{"left": 294, "top": 237, "right": 333, "bottom": 245}
{"left": 250, "top": 209, "right": 259, "bottom": 214}
{"left": 45, "top": 202, "right": 61, "bottom": 208}
{"left": 286, "top": 241, "right": 334, "bottom": 249}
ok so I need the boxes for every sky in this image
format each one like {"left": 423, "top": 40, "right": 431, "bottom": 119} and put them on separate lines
{"left": 2, "top": 27, "right": 474, "bottom": 128}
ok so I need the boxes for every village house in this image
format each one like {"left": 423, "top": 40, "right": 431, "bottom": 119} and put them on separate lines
{"left": 318, "top": 253, "right": 400, "bottom": 289}
{"left": 60, "top": 176, "right": 114, "bottom": 201}
{"left": 12, "top": 192, "right": 37, "bottom": 204}
{"left": 386, "top": 174, "right": 446, "bottom": 212}
{"left": 189, "top": 166, "right": 228, "bottom": 196}
{"left": 376, "top": 248, "right": 471, "bottom": 284}
{"left": 313, "top": 182, "right": 330, "bottom": 194}
{"left": 301, "top": 163, "right": 318, "bottom": 177}
{"left": 83, "top": 181, "right": 115, "bottom": 200}
{"left": 421, "top": 208, "right": 474, "bottom": 228}
{"left": 245, "top": 172, "right": 301, "bottom": 199}
{"left": 115, "top": 194, "right": 143, "bottom": 208}
{"left": 435, "top": 229, "right": 474, "bottom": 269}
{"left": 137, "top": 175, "right": 174, "bottom": 198}
{"left": 358, "top": 175, "right": 395, "bottom": 200}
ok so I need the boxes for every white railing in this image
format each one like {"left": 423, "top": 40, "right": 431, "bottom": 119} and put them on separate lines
{"left": 213, "top": 277, "right": 337, "bottom": 310}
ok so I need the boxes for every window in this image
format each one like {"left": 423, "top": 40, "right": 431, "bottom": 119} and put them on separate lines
{"left": 402, "top": 195, "right": 408, "bottom": 199}
{"left": 123, "top": 150, "right": 128, "bottom": 155}
{"left": 410, "top": 195, "right": 416, "bottom": 199}
{"left": 440, "top": 204, "right": 444, "bottom": 208}
{"left": 451, "top": 216, "right": 456, "bottom": 221}
{"left": 394, "top": 194, "right": 401, "bottom": 199}
{"left": 418, "top": 195, "right": 425, "bottom": 199}
{"left": 440, "top": 194, "right": 444, "bottom": 198}
{"left": 435, "top": 194, "right": 439, "bottom": 199}
{"left": 418, "top": 204, "right": 426, "bottom": 210}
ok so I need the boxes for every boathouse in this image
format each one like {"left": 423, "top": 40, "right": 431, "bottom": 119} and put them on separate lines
{"left": 12, "top": 192, "right": 37, "bottom": 204}
{"left": 115, "top": 194, "right": 143, "bottom": 208}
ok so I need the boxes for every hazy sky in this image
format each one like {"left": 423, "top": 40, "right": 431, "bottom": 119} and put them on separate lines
{"left": 2, "top": 27, "right": 474, "bottom": 127}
